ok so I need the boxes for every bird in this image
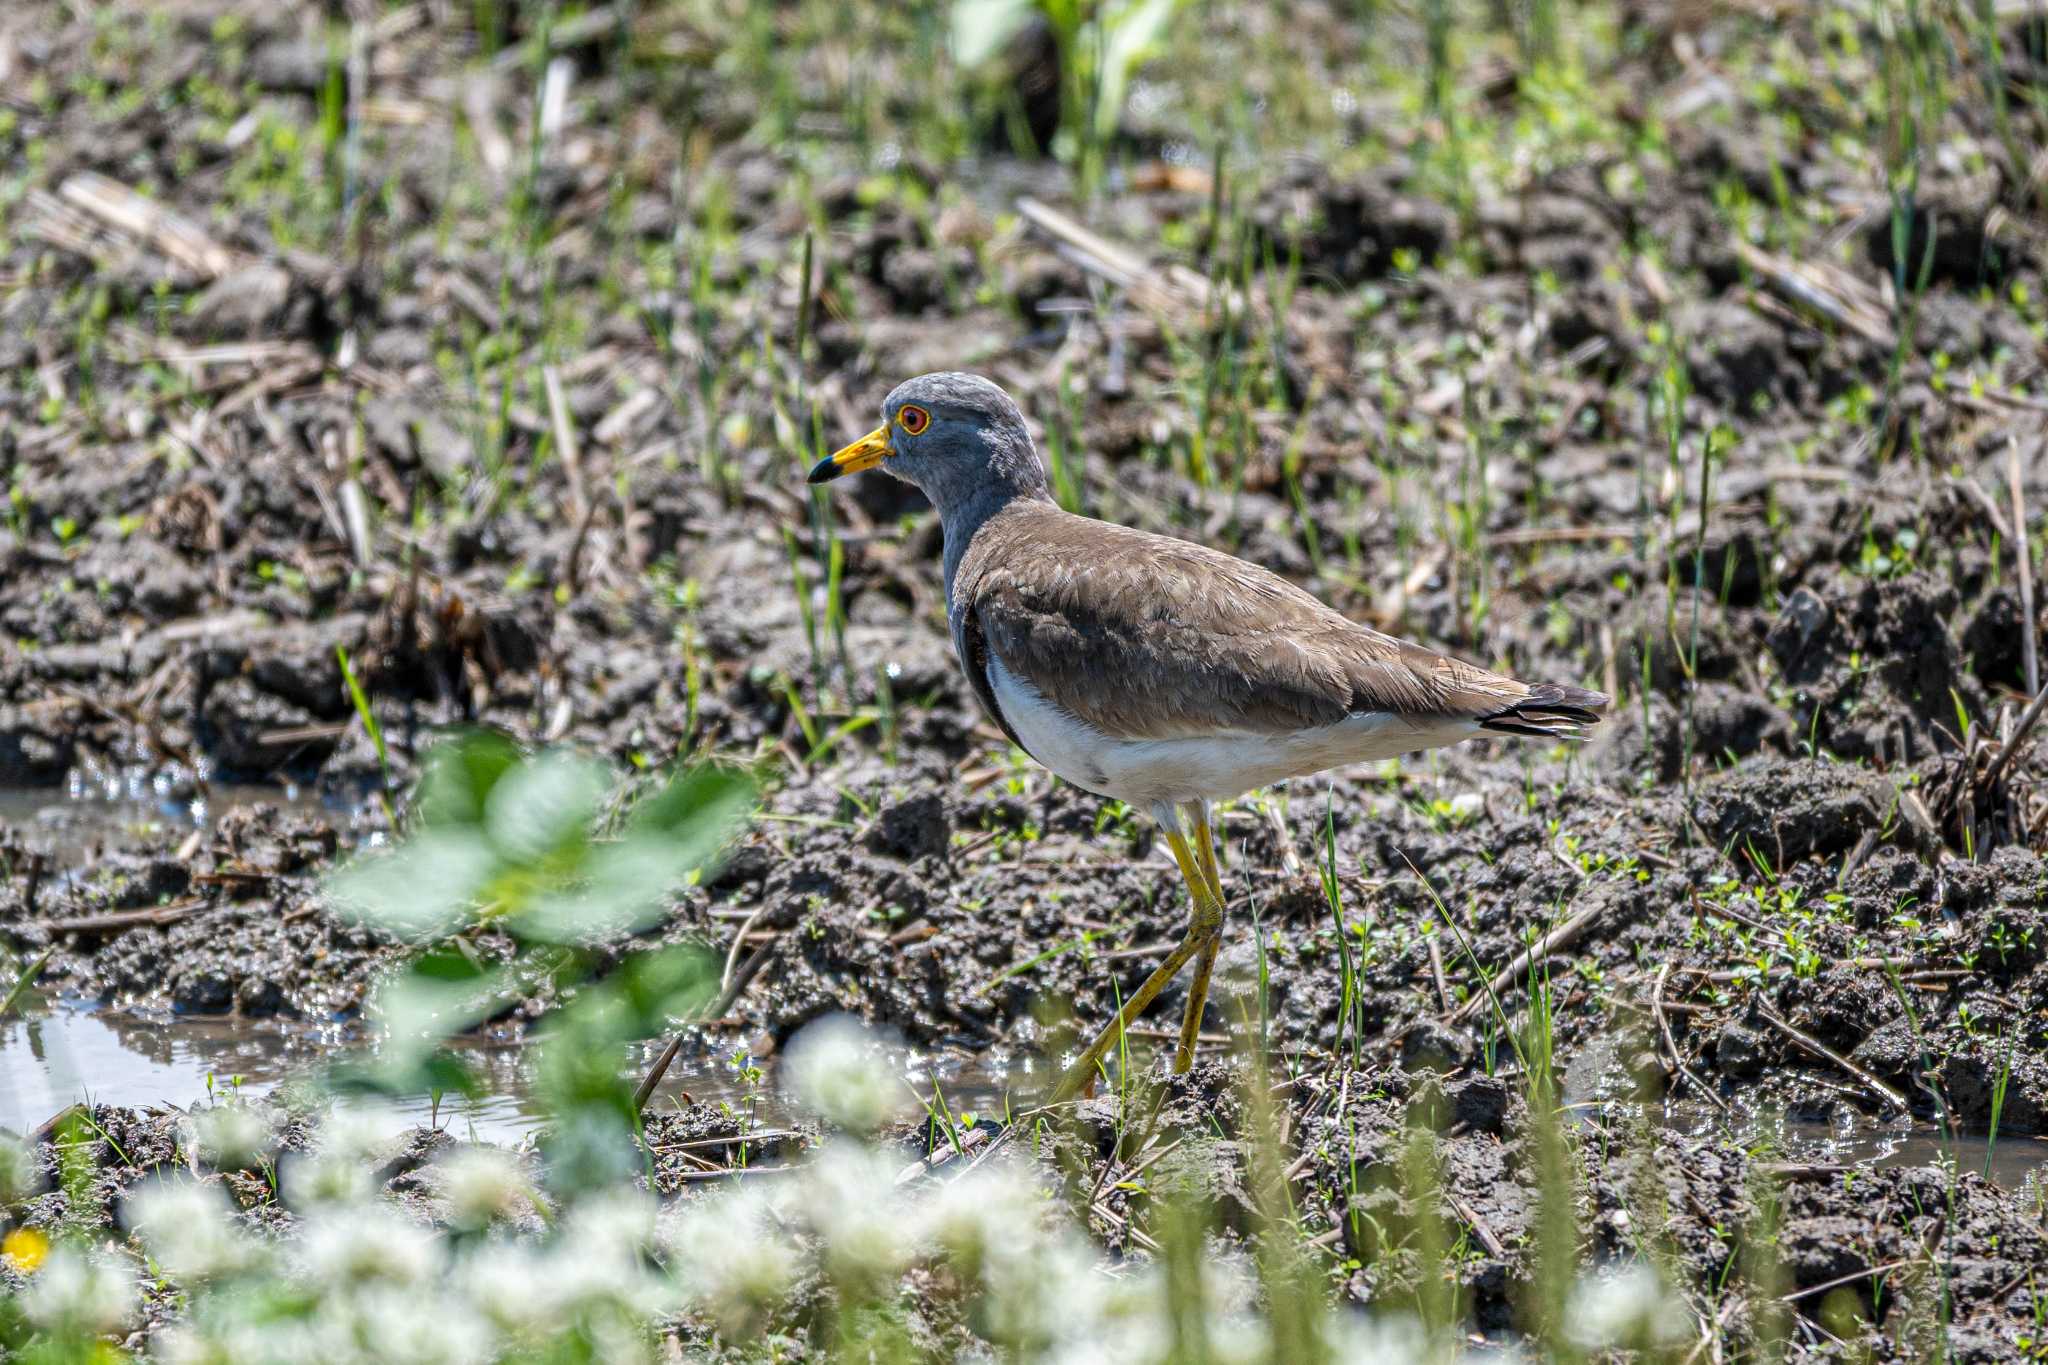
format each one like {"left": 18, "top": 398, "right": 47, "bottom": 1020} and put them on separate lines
{"left": 807, "top": 372, "right": 1607, "bottom": 1102}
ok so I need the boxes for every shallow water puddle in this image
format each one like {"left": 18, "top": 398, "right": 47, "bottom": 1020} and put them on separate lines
{"left": 0, "top": 775, "right": 362, "bottom": 862}
{"left": 0, "top": 1000, "right": 1018, "bottom": 1147}
{"left": 1565, "top": 1035, "right": 2048, "bottom": 1192}
{"left": 0, "top": 1003, "right": 546, "bottom": 1144}
{"left": 11, "top": 1003, "right": 2039, "bottom": 1193}
{"left": 1698, "top": 1110, "right": 2048, "bottom": 1193}
{"left": 2, "top": 777, "right": 1020, "bottom": 1148}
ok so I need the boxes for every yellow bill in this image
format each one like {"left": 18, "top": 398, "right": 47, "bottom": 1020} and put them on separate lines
{"left": 808, "top": 426, "right": 891, "bottom": 484}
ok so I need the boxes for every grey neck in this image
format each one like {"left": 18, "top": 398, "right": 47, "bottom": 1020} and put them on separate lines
{"left": 940, "top": 484, "right": 1050, "bottom": 601}
{"left": 930, "top": 424, "right": 1055, "bottom": 602}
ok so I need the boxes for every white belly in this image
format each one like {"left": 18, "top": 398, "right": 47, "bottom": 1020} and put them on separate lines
{"left": 987, "top": 655, "right": 1476, "bottom": 808}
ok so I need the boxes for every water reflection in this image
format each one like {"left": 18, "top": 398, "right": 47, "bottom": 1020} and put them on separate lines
{"left": 1665, "top": 1104, "right": 2048, "bottom": 1193}
{"left": 1561, "top": 1031, "right": 2048, "bottom": 1192}
{"left": 0, "top": 777, "right": 365, "bottom": 866}
{"left": 3, "top": 1002, "right": 2043, "bottom": 1194}
{"left": 6, "top": 771, "right": 2041, "bottom": 1188}
{"left": 0, "top": 1000, "right": 1022, "bottom": 1148}
{"left": 0, "top": 1002, "right": 545, "bottom": 1144}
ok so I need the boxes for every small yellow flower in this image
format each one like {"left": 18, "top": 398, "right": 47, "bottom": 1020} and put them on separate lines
{"left": 2, "top": 1226, "right": 50, "bottom": 1274}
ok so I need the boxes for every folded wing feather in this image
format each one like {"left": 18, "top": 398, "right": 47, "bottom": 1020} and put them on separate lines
{"left": 955, "top": 501, "right": 1540, "bottom": 744}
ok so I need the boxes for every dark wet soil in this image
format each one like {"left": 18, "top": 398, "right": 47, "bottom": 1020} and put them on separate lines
{"left": 4, "top": 0, "right": 2048, "bottom": 1356}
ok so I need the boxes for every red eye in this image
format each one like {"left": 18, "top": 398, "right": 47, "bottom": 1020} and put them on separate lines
{"left": 898, "top": 405, "right": 929, "bottom": 435}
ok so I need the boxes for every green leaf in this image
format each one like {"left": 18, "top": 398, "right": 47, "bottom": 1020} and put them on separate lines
{"left": 335, "top": 645, "right": 386, "bottom": 770}
{"left": 327, "top": 1050, "right": 480, "bottom": 1101}
{"left": 414, "top": 729, "right": 523, "bottom": 828}
{"left": 484, "top": 750, "right": 610, "bottom": 866}
{"left": 413, "top": 1052, "right": 483, "bottom": 1098}
{"left": 409, "top": 941, "right": 487, "bottom": 983}
{"left": 369, "top": 959, "right": 518, "bottom": 1078}
{"left": 325, "top": 828, "right": 500, "bottom": 940}
{"left": 508, "top": 764, "right": 753, "bottom": 944}
{"left": 325, "top": 956, "right": 513, "bottom": 1098}
{"left": 511, "top": 843, "right": 668, "bottom": 945}
{"left": 612, "top": 945, "right": 717, "bottom": 1031}
{"left": 510, "top": 837, "right": 708, "bottom": 944}
{"left": 1095, "top": 0, "right": 1183, "bottom": 137}
{"left": 626, "top": 762, "right": 755, "bottom": 843}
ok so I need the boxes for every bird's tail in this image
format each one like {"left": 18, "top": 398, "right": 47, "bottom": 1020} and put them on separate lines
{"left": 1477, "top": 682, "right": 1609, "bottom": 739}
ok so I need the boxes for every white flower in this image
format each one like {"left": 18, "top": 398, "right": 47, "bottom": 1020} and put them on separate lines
{"left": 552, "top": 1190, "right": 674, "bottom": 1318}
{"left": 129, "top": 1179, "right": 266, "bottom": 1282}
{"left": 151, "top": 1322, "right": 218, "bottom": 1365}
{"left": 661, "top": 1185, "right": 798, "bottom": 1331}
{"left": 22, "top": 1246, "right": 136, "bottom": 1337}
{"left": 455, "top": 1243, "right": 559, "bottom": 1334}
{"left": 805, "top": 1144, "right": 915, "bottom": 1277}
{"left": 916, "top": 1161, "right": 1053, "bottom": 1265}
{"left": 282, "top": 1150, "right": 376, "bottom": 1210}
{"left": 1564, "top": 1260, "right": 1691, "bottom": 1349}
{"left": 781, "top": 1014, "right": 914, "bottom": 1134}
{"left": 297, "top": 1207, "right": 441, "bottom": 1288}
{"left": 976, "top": 1232, "right": 1110, "bottom": 1353}
{"left": 1036, "top": 1250, "right": 1284, "bottom": 1365}
{"left": 348, "top": 1283, "right": 497, "bottom": 1365}
{"left": 278, "top": 1091, "right": 411, "bottom": 1214}
{"left": 434, "top": 1147, "right": 534, "bottom": 1230}
{"left": 560, "top": 1187, "right": 659, "bottom": 1262}
{"left": 315, "top": 1101, "right": 407, "bottom": 1164}
{"left": 192, "top": 1104, "right": 274, "bottom": 1168}
{"left": 155, "top": 1317, "right": 290, "bottom": 1365}
{"left": 1318, "top": 1309, "right": 1444, "bottom": 1364}
{"left": 571, "top": 1310, "right": 662, "bottom": 1365}
{"left": 1038, "top": 1262, "right": 1166, "bottom": 1365}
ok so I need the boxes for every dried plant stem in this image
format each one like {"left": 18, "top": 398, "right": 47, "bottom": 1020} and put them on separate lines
{"left": 1978, "top": 682, "right": 2048, "bottom": 796}
{"left": 1445, "top": 902, "right": 1604, "bottom": 1025}
{"left": 1653, "top": 963, "right": 1729, "bottom": 1113}
{"left": 1756, "top": 1004, "right": 1908, "bottom": 1113}
{"left": 635, "top": 928, "right": 783, "bottom": 1113}
{"left": 2010, "top": 438, "right": 2038, "bottom": 697}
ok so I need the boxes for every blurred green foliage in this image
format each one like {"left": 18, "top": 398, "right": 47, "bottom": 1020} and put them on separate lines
{"left": 325, "top": 731, "right": 753, "bottom": 1192}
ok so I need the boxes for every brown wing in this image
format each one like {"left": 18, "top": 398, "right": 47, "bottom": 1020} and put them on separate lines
{"left": 957, "top": 501, "right": 1534, "bottom": 742}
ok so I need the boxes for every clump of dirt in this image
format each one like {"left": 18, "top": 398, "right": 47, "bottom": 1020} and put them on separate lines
{"left": 642, "top": 1103, "right": 818, "bottom": 1197}
{"left": 1767, "top": 567, "right": 1985, "bottom": 763}
{"left": 1692, "top": 759, "right": 1906, "bottom": 867}
{"left": 2, "top": 802, "right": 398, "bottom": 1018}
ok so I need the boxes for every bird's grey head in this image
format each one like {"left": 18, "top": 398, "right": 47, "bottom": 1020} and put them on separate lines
{"left": 807, "top": 372, "right": 1048, "bottom": 515}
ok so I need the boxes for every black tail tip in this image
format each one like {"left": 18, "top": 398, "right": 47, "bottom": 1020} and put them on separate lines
{"left": 1525, "top": 683, "right": 1610, "bottom": 716}
{"left": 1477, "top": 683, "right": 1609, "bottom": 737}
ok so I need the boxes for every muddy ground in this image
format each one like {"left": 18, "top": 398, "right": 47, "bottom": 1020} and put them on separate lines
{"left": 4, "top": 0, "right": 2048, "bottom": 1355}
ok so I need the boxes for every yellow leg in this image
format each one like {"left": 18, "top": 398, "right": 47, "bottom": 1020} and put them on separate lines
{"left": 1173, "top": 937, "right": 1221, "bottom": 1071}
{"left": 1188, "top": 802, "right": 1225, "bottom": 903}
{"left": 1173, "top": 802, "right": 1226, "bottom": 1072}
{"left": 1047, "top": 823, "right": 1223, "bottom": 1103}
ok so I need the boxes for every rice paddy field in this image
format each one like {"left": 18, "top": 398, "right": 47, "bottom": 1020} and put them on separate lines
{"left": 4, "top": 0, "right": 2048, "bottom": 1359}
